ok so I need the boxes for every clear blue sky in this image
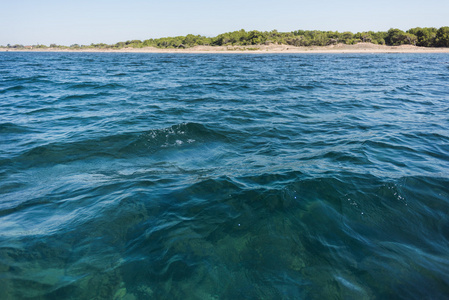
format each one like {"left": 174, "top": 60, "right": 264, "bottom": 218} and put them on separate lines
{"left": 1, "top": 0, "right": 448, "bottom": 46}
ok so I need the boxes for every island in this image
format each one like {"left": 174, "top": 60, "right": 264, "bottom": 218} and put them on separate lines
{"left": 2, "top": 27, "right": 449, "bottom": 53}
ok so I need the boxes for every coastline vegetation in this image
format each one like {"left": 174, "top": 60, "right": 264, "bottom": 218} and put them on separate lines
{"left": 3, "top": 27, "right": 449, "bottom": 49}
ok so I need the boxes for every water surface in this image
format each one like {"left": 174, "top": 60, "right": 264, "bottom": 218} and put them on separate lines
{"left": 1, "top": 52, "right": 449, "bottom": 299}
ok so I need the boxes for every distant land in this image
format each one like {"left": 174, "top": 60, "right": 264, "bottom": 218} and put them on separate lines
{"left": 1, "top": 27, "right": 449, "bottom": 52}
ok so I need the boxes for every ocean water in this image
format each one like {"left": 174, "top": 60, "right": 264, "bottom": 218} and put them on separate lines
{"left": 0, "top": 52, "right": 449, "bottom": 299}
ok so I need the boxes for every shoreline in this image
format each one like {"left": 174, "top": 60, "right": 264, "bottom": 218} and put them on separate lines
{"left": 1, "top": 43, "right": 449, "bottom": 54}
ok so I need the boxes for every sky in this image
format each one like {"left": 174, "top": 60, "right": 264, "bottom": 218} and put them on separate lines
{"left": 1, "top": 0, "right": 448, "bottom": 46}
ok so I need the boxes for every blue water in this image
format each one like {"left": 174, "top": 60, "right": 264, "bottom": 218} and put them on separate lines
{"left": 1, "top": 52, "right": 449, "bottom": 299}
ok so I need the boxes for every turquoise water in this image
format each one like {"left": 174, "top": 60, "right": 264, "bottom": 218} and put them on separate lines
{"left": 1, "top": 52, "right": 449, "bottom": 299}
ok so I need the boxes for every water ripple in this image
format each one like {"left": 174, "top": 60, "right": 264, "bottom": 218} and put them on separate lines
{"left": 0, "top": 52, "right": 448, "bottom": 299}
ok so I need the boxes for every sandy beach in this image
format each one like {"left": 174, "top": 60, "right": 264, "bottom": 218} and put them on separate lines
{"left": 1, "top": 43, "right": 449, "bottom": 53}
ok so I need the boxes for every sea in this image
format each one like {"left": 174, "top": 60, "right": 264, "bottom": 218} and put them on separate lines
{"left": 0, "top": 52, "right": 448, "bottom": 299}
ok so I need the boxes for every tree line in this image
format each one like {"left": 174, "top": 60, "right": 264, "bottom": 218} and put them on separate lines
{"left": 4, "top": 27, "right": 449, "bottom": 49}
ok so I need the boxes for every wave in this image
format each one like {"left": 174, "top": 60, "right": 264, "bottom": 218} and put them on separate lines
{"left": 67, "top": 82, "right": 125, "bottom": 90}
{"left": 123, "top": 122, "right": 230, "bottom": 155}
{"left": 110, "top": 72, "right": 128, "bottom": 77}
{"left": 1, "top": 75, "right": 51, "bottom": 85}
{"left": 5, "top": 122, "right": 228, "bottom": 169}
{"left": 0, "top": 122, "right": 35, "bottom": 134}
{"left": 0, "top": 85, "right": 26, "bottom": 94}
{"left": 58, "top": 92, "right": 112, "bottom": 101}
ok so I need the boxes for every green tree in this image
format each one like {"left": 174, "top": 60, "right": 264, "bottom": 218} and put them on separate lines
{"left": 354, "top": 32, "right": 373, "bottom": 43}
{"left": 90, "top": 43, "right": 109, "bottom": 48}
{"left": 371, "top": 31, "right": 387, "bottom": 44}
{"left": 435, "top": 26, "right": 449, "bottom": 47}
{"left": 114, "top": 42, "right": 126, "bottom": 48}
{"left": 385, "top": 28, "right": 417, "bottom": 45}
{"left": 248, "top": 30, "right": 266, "bottom": 45}
{"left": 211, "top": 34, "right": 224, "bottom": 46}
{"left": 407, "top": 27, "right": 437, "bottom": 47}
